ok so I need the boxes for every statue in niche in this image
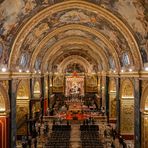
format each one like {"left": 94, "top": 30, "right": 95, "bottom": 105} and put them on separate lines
{"left": 123, "top": 84, "right": 133, "bottom": 97}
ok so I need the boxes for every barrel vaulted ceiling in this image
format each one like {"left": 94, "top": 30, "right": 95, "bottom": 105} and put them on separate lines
{"left": 0, "top": 0, "right": 147, "bottom": 73}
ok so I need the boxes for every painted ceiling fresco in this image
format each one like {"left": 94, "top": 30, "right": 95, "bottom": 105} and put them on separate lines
{"left": 0, "top": 0, "right": 147, "bottom": 72}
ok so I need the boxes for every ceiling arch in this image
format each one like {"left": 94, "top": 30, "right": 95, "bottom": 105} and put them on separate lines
{"left": 47, "top": 47, "right": 100, "bottom": 72}
{"left": 8, "top": 0, "right": 142, "bottom": 72}
{"left": 58, "top": 55, "right": 93, "bottom": 73}
{"left": 40, "top": 36, "right": 109, "bottom": 72}
{"left": 29, "top": 24, "right": 121, "bottom": 71}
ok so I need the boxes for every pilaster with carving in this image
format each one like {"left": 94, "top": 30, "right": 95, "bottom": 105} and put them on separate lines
{"left": 8, "top": 79, "right": 18, "bottom": 148}
{"left": 134, "top": 78, "right": 141, "bottom": 148}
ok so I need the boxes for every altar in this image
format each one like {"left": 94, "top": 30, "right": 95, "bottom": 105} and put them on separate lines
{"left": 68, "top": 101, "right": 83, "bottom": 112}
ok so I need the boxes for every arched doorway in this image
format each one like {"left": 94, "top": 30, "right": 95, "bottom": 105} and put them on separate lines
{"left": 120, "top": 79, "right": 134, "bottom": 139}
{"left": 0, "top": 83, "right": 10, "bottom": 148}
{"left": 140, "top": 84, "right": 148, "bottom": 148}
{"left": 109, "top": 78, "right": 116, "bottom": 123}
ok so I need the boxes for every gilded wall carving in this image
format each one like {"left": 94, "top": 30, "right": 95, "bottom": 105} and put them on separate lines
{"left": 142, "top": 115, "right": 148, "bottom": 147}
{"left": 120, "top": 100, "right": 134, "bottom": 134}
{"left": 120, "top": 79, "right": 134, "bottom": 134}
{"left": 0, "top": 91, "right": 5, "bottom": 111}
{"left": 33, "top": 80, "right": 41, "bottom": 98}
{"left": 53, "top": 74, "right": 64, "bottom": 93}
{"left": 86, "top": 74, "right": 98, "bottom": 92}
{"left": 0, "top": 81, "right": 8, "bottom": 92}
{"left": 109, "top": 95, "right": 116, "bottom": 119}
{"left": 17, "top": 80, "right": 29, "bottom": 99}
{"left": 109, "top": 79, "right": 116, "bottom": 119}
{"left": 16, "top": 103, "right": 28, "bottom": 135}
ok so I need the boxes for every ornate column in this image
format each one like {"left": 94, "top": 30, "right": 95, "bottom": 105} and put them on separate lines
{"left": 48, "top": 74, "right": 50, "bottom": 108}
{"left": 134, "top": 78, "right": 141, "bottom": 148}
{"left": 115, "top": 77, "right": 120, "bottom": 133}
{"left": 101, "top": 71, "right": 107, "bottom": 109}
{"left": 8, "top": 79, "right": 17, "bottom": 148}
{"left": 105, "top": 76, "right": 109, "bottom": 123}
{"left": 41, "top": 76, "right": 45, "bottom": 118}
{"left": 29, "top": 78, "right": 33, "bottom": 133}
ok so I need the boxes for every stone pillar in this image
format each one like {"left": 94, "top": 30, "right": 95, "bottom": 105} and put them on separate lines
{"left": 8, "top": 79, "right": 17, "bottom": 148}
{"left": 115, "top": 77, "right": 120, "bottom": 133}
{"left": 134, "top": 78, "right": 141, "bottom": 148}
{"left": 101, "top": 72, "right": 107, "bottom": 109}
{"left": 105, "top": 76, "right": 109, "bottom": 123}
{"left": 48, "top": 75, "right": 50, "bottom": 108}
{"left": 29, "top": 78, "right": 33, "bottom": 133}
{"left": 41, "top": 76, "right": 45, "bottom": 118}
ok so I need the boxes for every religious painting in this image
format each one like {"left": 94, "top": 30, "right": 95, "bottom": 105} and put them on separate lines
{"left": 52, "top": 74, "right": 64, "bottom": 93}
{"left": 65, "top": 76, "right": 84, "bottom": 97}
{"left": 85, "top": 74, "right": 98, "bottom": 92}
{"left": 16, "top": 104, "right": 28, "bottom": 136}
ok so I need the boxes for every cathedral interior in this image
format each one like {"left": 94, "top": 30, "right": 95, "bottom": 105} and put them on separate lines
{"left": 0, "top": 0, "right": 148, "bottom": 148}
